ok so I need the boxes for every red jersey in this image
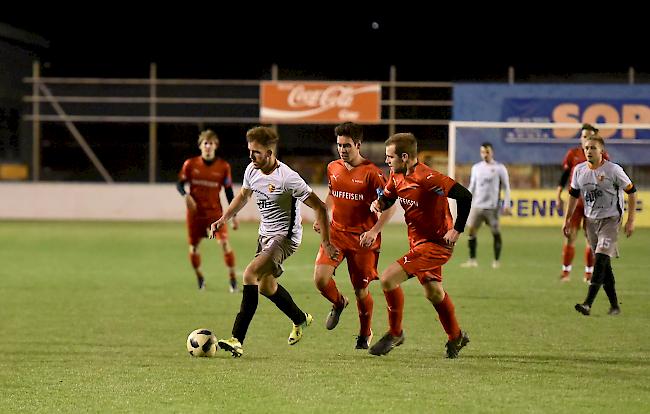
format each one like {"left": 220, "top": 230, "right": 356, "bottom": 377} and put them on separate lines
{"left": 562, "top": 146, "right": 610, "bottom": 185}
{"left": 328, "top": 159, "right": 387, "bottom": 233}
{"left": 178, "top": 156, "right": 232, "bottom": 215}
{"left": 383, "top": 163, "right": 456, "bottom": 247}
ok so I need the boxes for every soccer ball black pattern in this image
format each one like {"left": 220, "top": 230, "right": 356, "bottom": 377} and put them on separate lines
{"left": 186, "top": 329, "right": 218, "bottom": 357}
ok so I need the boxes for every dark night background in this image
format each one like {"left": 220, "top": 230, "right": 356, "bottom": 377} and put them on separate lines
{"left": 1, "top": 6, "right": 648, "bottom": 183}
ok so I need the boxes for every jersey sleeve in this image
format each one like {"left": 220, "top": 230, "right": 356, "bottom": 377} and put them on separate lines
{"left": 612, "top": 163, "right": 633, "bottom": 190}
{"left": 382, "top": 172, "right": 397, "bottom": 200}
{"left": 468, "top": 164, "right": 477, "bottom": 194}
{"left": 369, "top": 166, "right": 388, "bottom": 199}
{"left": 286, "top": 170, "right": 313, "bottom": 202}
{"left": 178, "top": 159, "right": 191, "bottom": 181}
{"left": 499, "top": 164, "right": 512, "bottom": 207}
{"left": 224, "top": 162, "right": 233, "bottom": 188}
{"left": 569, "top": 166, "right": 580, "bottom": 191}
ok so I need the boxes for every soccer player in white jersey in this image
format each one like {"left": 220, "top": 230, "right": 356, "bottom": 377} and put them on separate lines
{"left": 209, "top": 126, "right": 339, "bottom": 357}
{"left": 460, "top": 142, "right": 511, "bottom": 269}
{"left": 563, "top": 135, "right": 636, "bottom": 316}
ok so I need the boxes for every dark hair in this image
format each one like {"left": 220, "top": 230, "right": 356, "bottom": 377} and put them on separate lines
{"left": 581, "top": 123, "right": 599, "bottom": 134}
{"left": 246, "top": 126, "right": 279, "bottom": 149}
{"left": 334, "top": 122, "right": 363, "bottom": 144}
{"left": 480, "top": 142, "right": 493, "bottom": 149}
{"left": 385, "top": 133, "right": 417, "bottom": 158}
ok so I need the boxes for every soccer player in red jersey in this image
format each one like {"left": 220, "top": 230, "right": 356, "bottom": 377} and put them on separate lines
{"left": 313, "top": 122, "right": 396, "bottom": 350}
{"left": 556, "top": 123, "right": 609, "bottom": 283}
{"left": 368, "top": 132, "right": 473, "bottom": 358}
{"left": 177, "top": 129, "right": 238, "bottom": 292}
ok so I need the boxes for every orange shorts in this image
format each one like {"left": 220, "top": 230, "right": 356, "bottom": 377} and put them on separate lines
{"left": 187, "top": 211, "right": 227, "bottom": 245}
{"left": 397, "top": 241, "right": 453, "bottom": 284}
{"left": 315, "top": 227, "right": 379, "bottom": 290}
{"left": 568, "top": 198, "right": 586, "bottom": 230}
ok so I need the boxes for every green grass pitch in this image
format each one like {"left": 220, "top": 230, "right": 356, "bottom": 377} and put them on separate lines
{"left": 1, "top": 221, "right": 649, "bottom": 413}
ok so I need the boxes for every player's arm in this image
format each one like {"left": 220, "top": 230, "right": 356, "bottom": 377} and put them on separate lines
{"left": 209, "top": 188, "right": 251, "bottom": 238}
{"left": 303, "top": 192, "right": 339, "bottom": 259}
{"left": 444, "top": 182, "right": 472, "bottom": 245}
{"left": 314, "top": 193, "right": 333, "bottom": 233}
{"left": 224, "top": 186, "right": 239, "bottom": 230}
{"left": 500, "top": 165, "right": 512, "bottom": 215}
{"left": 370, "top": 188, "right": 397, "bottom": 213}
{"left": 562, "top": 187, "right": 580, "bottom": 237}
{"left": 360, "top": 202, "right": 396, "bottom": 248}
{"left": 177, "top": 180, "right": 197, "bottom": 213}
{"left": 556, "top": 168, "right": 570, "bottom": 209}
{"left": 624, "top": 183, "right": 637, "bottom": 238}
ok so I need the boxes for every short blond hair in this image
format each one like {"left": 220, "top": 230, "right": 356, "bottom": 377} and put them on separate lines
{"left": 198, "top": 129, "right": 218, "bottom": 145}
{"left": 385, "top": 133, "right": 418, "bottom": 158}
{"left": 585, "top": 135, "right": 605, "bottom": 148}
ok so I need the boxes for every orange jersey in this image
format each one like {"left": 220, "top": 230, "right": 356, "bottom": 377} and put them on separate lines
{"left": 383, "top": 163, "right": 456, "bottom": 247}
{"left": 328, "top": 159, "right": 387, "bottom": 233}
{"left": 562, "top": 146, "right": 610, "bottom": 186}
{"left": 178, "top": 156, "right": 232, "bottom": 215}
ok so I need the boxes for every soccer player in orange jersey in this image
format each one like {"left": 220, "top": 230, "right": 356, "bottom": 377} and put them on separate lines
{"left": 368, "top": 133, "right": 473, "bottom": 358}
{"left": 177, "top": 129, "right": 238, "bottom": 292}
{"left": 557, "top": 123, "right": 609, "bottom": 283}
{"left": 313, "top": 122, "right": 396, "bottom": 349}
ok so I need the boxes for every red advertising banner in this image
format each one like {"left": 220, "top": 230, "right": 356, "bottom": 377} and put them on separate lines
{"left": 260, "top": 82, "right": 381, "bottom": 124}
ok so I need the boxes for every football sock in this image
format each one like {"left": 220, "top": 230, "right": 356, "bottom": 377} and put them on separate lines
{"left": 356, "top": 292, "right": 374, "bottom": 337}
{"left": 601, "top": 255, "right": 619, "bottom": 308}
{"left": 189, "top": 252, "right": 201, "bottom": 270}
{"left": 468, "top": 237, "right": 477, "bottom": 259}
{"left": 232, "top": 285, "right": 259, "bottom": 344}
{"left": 433, "top": 292, "right": 461, "bottom": 341}
{"left": 224, "top": 251, "right": 236, "bottom": 281}
{"left": 384, "top": 286, "right": 404, "bottom": 337}
{"left": 585, "top": 245, "right": 595, "bottom": 270}
{"left": 318, "top": 277, "right": 343, "bottom": 307}
{"left": 493, "top": 233, "right": 502, "bottom": 261}
{"left": 562, "top": 245, "right": 575, "bottom": 269}
{"left": 265, "top": 284, "right": 306, "bottom": 325}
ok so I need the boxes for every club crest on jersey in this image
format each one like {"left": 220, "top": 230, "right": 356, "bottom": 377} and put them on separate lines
{"left": 597, "top": 174, "right": 605, "bottom": 182}
{"left": 268, "top": 184, "right": 276, "bottom": 193}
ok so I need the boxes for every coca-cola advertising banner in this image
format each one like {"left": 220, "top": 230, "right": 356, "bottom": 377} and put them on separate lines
{"left": 260, "top": 82, "right": 381, "bottom": 124}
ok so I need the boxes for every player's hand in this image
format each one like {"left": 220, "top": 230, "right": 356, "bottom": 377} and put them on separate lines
{"left": 443, "top": 229, "right": 461, "bottom": 246}
{"left": 502, "top": 206, "right": 512, "bottom": 216}
{"left": 185, "top": 195, "right": 197, "bottom": 213}
{"left": 323, "top": 241, "right": 339, "bottom": 260}
{"left": 562, "top": 221, "right": 571, "bottom": 237}
{"left": 313, "top": 221, "right": 321, "bottom": 233}
{"left": 209, "top": 218, "right": 225, "bottom": 239}
{"left": 359, "top": 229, "right": 378, "bottom": 248}
{"left": 370, "top": 200, "right": 382, "bottom": 214}
{"left": 231, "top": 216, "right": 239, "bottom": 231}
{"left": 624, "top": 219, "right": 635, "bottom": 238}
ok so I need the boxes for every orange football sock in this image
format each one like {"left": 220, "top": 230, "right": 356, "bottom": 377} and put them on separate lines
{"left": 433, "top": 292, "right": 461, "bottom": 340}
{"left": 319, "top": 278, "right": 343, "bottom": 306}
{"left": 189, "top": 252, "right": 201, "bottom": 270}
{"left": 585, "top": 246, "right": 595, "bottom": 268}
{"left": 562, "top": 245, "right": 575, "bottom": 267}
{"left": 384, "top": 286, "right": 404, "bottom": 337}
{"left": 356, "top": 293, "right": 374, "bottom": 337}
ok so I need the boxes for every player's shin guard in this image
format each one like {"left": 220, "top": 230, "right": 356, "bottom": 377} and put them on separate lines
{"left": 265, "top": 284, "right": 306, "bottom": 325}
{"left": 562, "top": 245, "right": 575, "bottom": 268}
{"left": 224, "top": 251, "right": 236, "bottom": 280}
{"left": 601, "top": 255, "right": 619, "bottom": 309}
{"left": 433, "top": 292, "right": 461, "bottom": 341}
{"left": 384, "top": 287, "right": 404, "bottom": 337}
{"left": 232, "top": 285, "right": 259, "bottom": 344}
{"left": 189, "top": 252, "right": 201, "bottom": 271}
{"left": 318, "top": 277, "right": 343, "bottom": 306}
{"left": 357, "top": 293, "right": 374, "bottom": 337}
{"left": 493, "top": 233, "right": 502, "bottom": 261}
{"left": 468, "top": 236, "right": 477, "bottom": 259}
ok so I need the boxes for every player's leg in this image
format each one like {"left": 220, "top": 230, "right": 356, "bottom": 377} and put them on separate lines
{"left": 461, "top": 208, "right": 480, "bottom": 267}
{"left": 314, "top": 231, "right": 347, "bottom": 330}
{"left": 487, "top": 209, "right": 502, "bottom": 268}
{"left": 422, "top": 279, "right": 469, "bottom": 358}
{"left": 582, "top": 217, "right": 595, "bottom": 283}
{"left": 347, "top": 248, "right": 379, "bottom": 349}
{"left": 186, "top": 215, "right": 206, "bottom": 289}
{"left": 561, "top": 201, "right": 583, "bottom": 281}
{"left": 368, "top": 261, "right": 407, "bottom": 356}
{"left": 216, "top": 229, "right": 238, "bottom": 292}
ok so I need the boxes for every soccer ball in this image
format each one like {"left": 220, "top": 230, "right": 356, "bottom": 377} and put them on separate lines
{"left": 186, "top": 329, "right": 218, "bottom": 357}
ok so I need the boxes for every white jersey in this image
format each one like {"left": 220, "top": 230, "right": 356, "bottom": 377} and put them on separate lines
{"left": 468, "top": 160, "right": 511, "bottom": 209}
{"left": 570, "top": 160, "right": 633, "bottom": 219}
{"left": 242, "top": 161, "right": 312, "bottom": 244}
